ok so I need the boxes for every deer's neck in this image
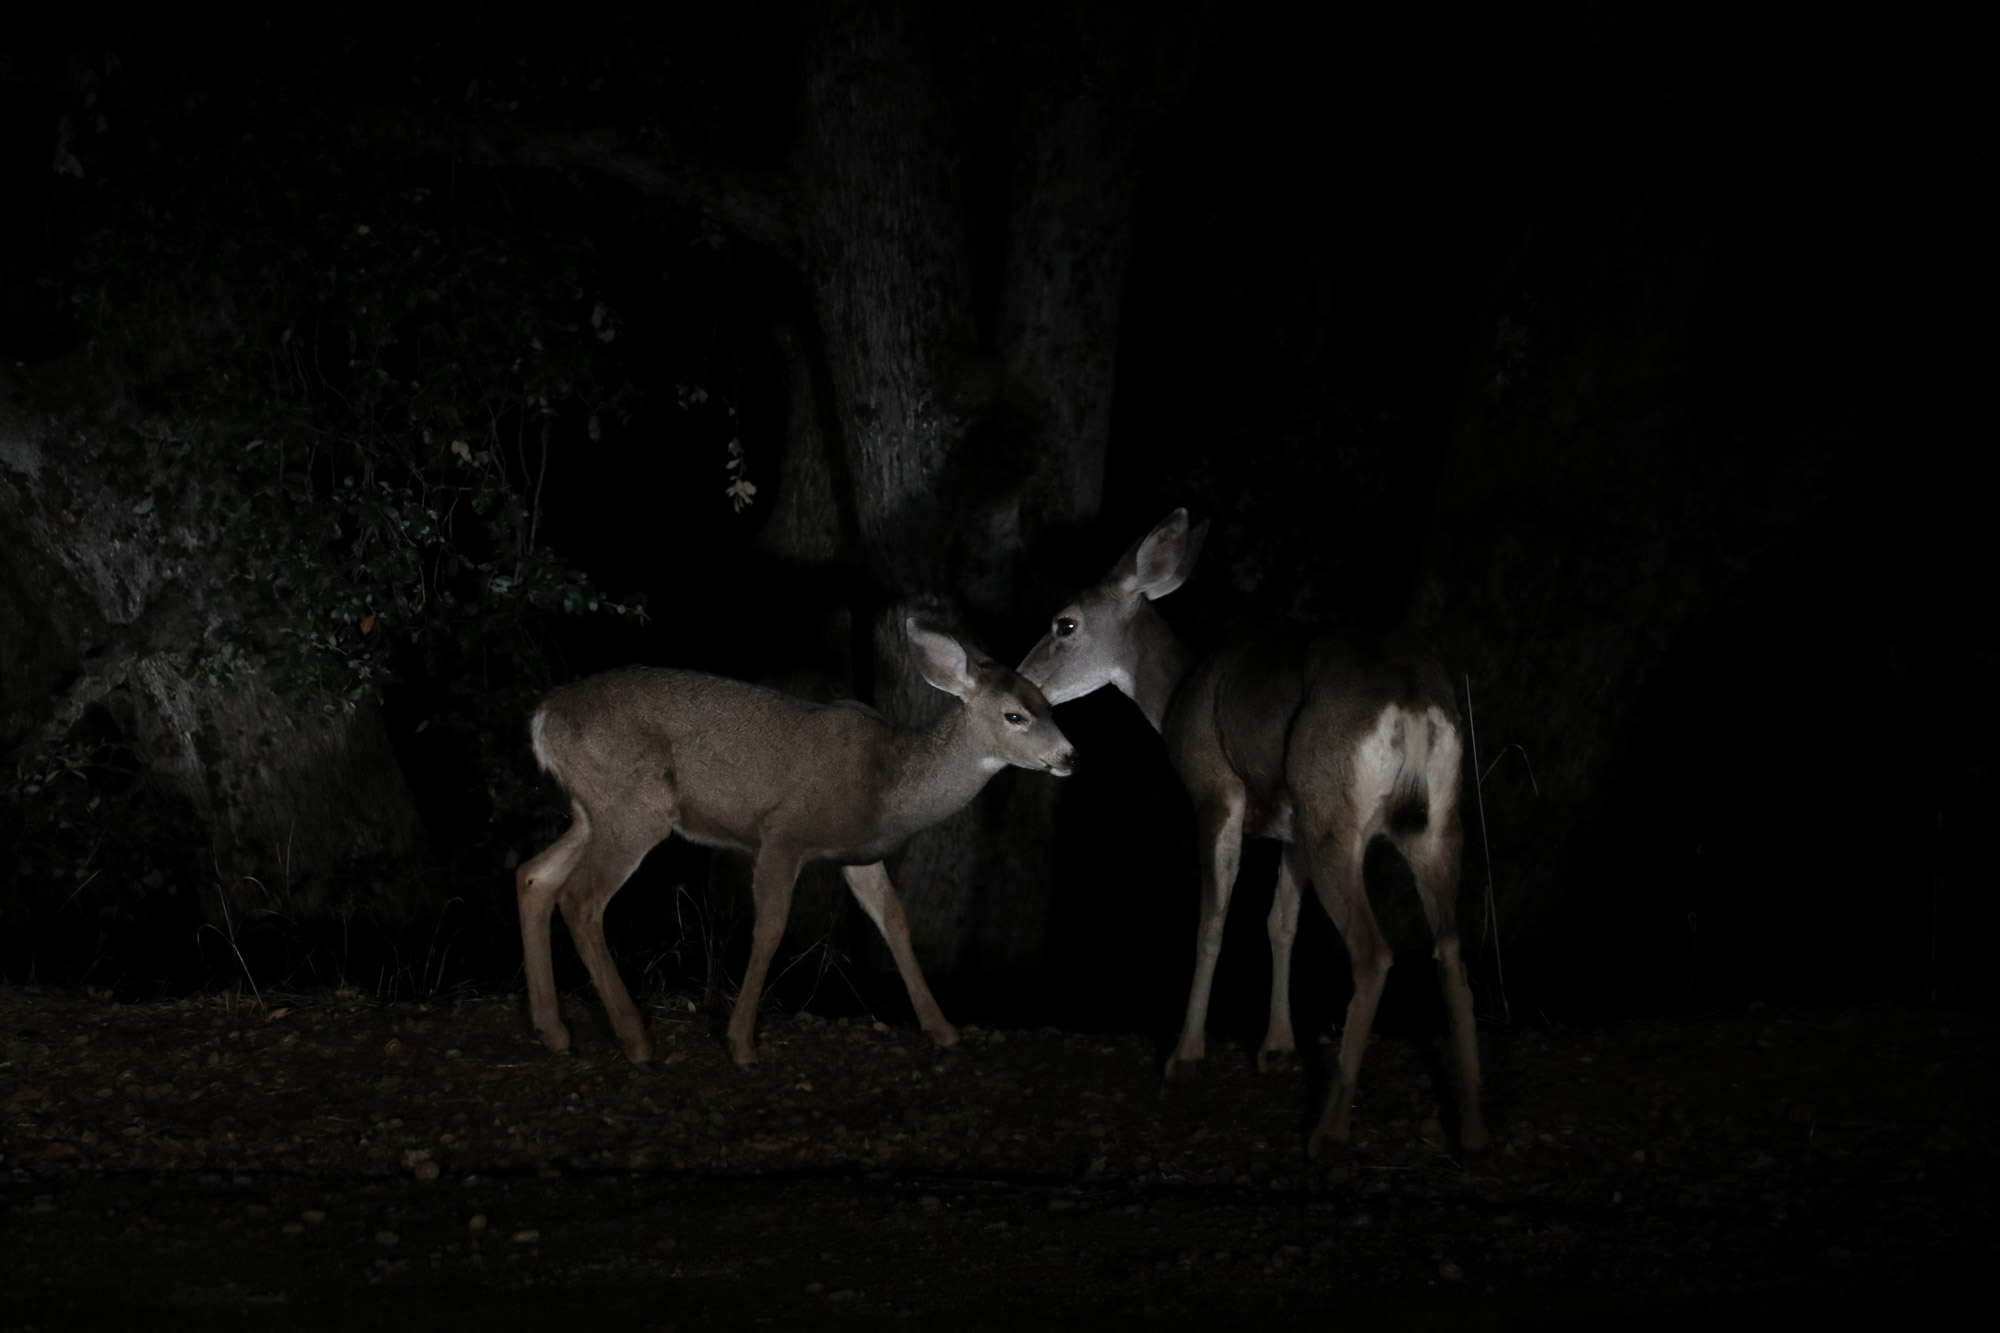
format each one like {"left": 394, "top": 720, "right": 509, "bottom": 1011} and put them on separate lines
{"left": 1128, "top": 607, "right": 1197, "bottom": 733}
{"left": 881, "top": 706, "right": 995, "bottom": 837}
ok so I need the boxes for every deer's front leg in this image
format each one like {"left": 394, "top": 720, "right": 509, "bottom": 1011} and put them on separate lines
{"left": 843, "top": 862, "right": 958, "bottom": 1048}
{"left": 1168, "top": 785, "right": 1246, "bottom": 1075}
{"left": 727, "top": 847, "right": 803, "bottom": 1066}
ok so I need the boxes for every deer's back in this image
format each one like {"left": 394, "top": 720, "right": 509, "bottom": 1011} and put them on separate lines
{"left": 1296, "top": 632, "right": 1456, "bottom": 735}
{"left": 533, "top": 667, "right": 896, "bottom": 850}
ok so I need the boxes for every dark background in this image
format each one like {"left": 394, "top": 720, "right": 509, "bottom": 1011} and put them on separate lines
{"left": 0, "top": 4, "right": 1988, "bottom": 1045}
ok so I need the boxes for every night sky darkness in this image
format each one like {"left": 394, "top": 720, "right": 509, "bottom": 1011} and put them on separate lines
{"left": 0, "top": 6, "right": 1989, "bottom": 1038}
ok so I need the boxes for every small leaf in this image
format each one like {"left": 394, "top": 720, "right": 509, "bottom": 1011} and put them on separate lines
{"left": 359, "top": 614, "right": 377, "bottom": 634}
{"left": 131, "top": 496, "right": 155, "bottom": 515}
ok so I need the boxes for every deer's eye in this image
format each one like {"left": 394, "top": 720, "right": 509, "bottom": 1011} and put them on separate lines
{"left": 1003, "top": 711, "right": 1026, "bottom": 726}
{"left": 1054, "top": 617, "right": 1077, "bottom": 637}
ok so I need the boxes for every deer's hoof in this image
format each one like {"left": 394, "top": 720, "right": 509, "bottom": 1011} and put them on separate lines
{"left": 926, "top": 1022, "right": 960, "bottom": 1049}
{"left": 1163, "top": 1053, "right": 1206, "bottom": 1080}
{"left": 1256, "top": 1045, "right": 1295, "bottom": 1074}
{"left": 1306, "top": 1127, "right": 1352, "bottom": 1163}
{"left": 537, "top": 1026, "right": 573, "bottom": 1057}
{"left": 1458, "top": 1124, "right": 1492, "bottom": 1158}
{"left": 622, "top": 1039, "right": 654, "bottom": 1066}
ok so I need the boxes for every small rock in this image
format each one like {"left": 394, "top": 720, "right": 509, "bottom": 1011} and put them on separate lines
{"left": 1439, "top": 1261, "right": 1464, "bottom": 1281}
{"left": 413, "top": 1160, "right": 440, "bottom": 1182}
{"left": 375, "top": 1230, "right": 399, "bottom": 1246}
{"left": 383, "top": 1039, "right": 404, "bottom": 1057}
{"left": 467, "top": 1214, "right": 487, "bottom": 1231}
{"left": 918, "top": 1196, "right": 942, "bottom": 1213}
{"left": 513, "top": 1229, "right": 540, "bottom": 1244}
{"left": 302, "top": 1210, "right": 327, "bottom": 1225}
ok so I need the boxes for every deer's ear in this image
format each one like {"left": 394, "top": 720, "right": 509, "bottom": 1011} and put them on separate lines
{"left": 907, "top": 619, "right": 980, "bottom": 699}
{"left": 1117, "top": 508, "right": 1197, "bottom": 601}
{"left": 1172, "top": 519, "right": 1211, "bottom": 593}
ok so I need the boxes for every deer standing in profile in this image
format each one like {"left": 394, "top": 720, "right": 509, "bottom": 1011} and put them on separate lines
{"left": 517, "top": 619, "right": 1075, "bottom": 1068}
{"left": 1019, "top": 511, "right": 1487, "bottom": 1155}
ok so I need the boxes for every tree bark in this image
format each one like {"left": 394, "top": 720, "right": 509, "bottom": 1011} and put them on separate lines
{"left": 0, "top": 364, "right": 430, "bottom": 930}
{"left": 1409, "top": 192, "right": 1833, "bottom": 951}
{"left": 740, "top": 3, "right": 1177, "bottom": 979}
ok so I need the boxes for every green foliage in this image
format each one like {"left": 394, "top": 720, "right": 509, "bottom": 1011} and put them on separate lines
{"left": 0, "top": 737, "right": 193, "bottom": 947}
{"left": 7, "top": 37, "right": 766, "bottom": 978}
{"left": 64, "top": 126, "right": 654, "bottom": 827}
{"left": 217, "top": 181, "right": 641, "bottom": 691}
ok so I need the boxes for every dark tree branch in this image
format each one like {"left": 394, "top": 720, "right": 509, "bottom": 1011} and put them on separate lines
{"left": 355, "top": 106, "right": 806, "bottom": 261}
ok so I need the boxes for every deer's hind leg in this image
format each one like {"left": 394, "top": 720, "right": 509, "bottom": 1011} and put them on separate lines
{"left": 518, "top": 803, "right": 593, "bottom": 1055}
{"left": 844, "top": 862, "right": 957, "bottom": 1048}
{"left": 556, "top": 824, "right": 669, "bottom": 1064}
{"left": 727, "top": 845, "right": 805, "bottom": 1066}
{"left": 1396, "top": 790, "right": 1487, "bottom": 1150}
{"left": 1258, "top": 843, "right": 1306, "bottom": 1073}
{"left": 1306, "top": 824, "right": 1389, "bottom": 1157}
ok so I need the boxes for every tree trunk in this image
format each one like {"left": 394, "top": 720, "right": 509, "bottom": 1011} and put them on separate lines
{"left": 0, "top": 364, "right": 430, "bottom": 931}
{"left": 746, "top": 3, "right": 1163, "bottom": 980}
{"left": 1409, "top": 189, "right": 1833, "bottom": 953}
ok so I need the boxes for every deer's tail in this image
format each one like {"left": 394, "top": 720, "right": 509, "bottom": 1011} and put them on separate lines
{"left": 1386, "top": 707, "right": 1432, "bottom": 837}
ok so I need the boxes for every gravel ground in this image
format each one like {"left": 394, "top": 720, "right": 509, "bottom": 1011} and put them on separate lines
{"left": 1, "top": 984, "right": 1992, "bottom": 1329}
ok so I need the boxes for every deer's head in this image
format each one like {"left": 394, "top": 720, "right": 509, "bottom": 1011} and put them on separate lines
{"left": 1018, "top": 508, "right": 1208, "bottom": 706}
{"left": 910, "top": 620, "right": 1075, "bottom": 776}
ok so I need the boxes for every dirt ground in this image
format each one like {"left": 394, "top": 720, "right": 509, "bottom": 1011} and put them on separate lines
{"left": 1, "top": 982, "right": 1992, "bottom": 1330}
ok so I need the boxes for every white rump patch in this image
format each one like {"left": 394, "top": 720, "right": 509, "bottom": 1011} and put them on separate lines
{"left": 1421, "top": 705, "right": 1463, "bottom": 825}
{"left": 1353, "top": 704, "right": 1463, "bottom": 829}
{"left": 1353, "top": 710, "right": 1405, "bottom": 830}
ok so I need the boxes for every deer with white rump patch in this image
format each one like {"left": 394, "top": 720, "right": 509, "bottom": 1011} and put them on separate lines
{"left": 1019, "top": 511, "right": 1487, "bottom": 1155}
{"left": 517, "top": 619, "right": 1076, "bottom": 1067}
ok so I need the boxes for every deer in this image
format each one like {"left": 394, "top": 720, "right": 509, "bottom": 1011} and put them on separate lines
{"left": 516, "top": 618, "right": 1076, "bottom": 1069}
{"left": 1018, "top": 510, "right": 1487, "bottom": 1156}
